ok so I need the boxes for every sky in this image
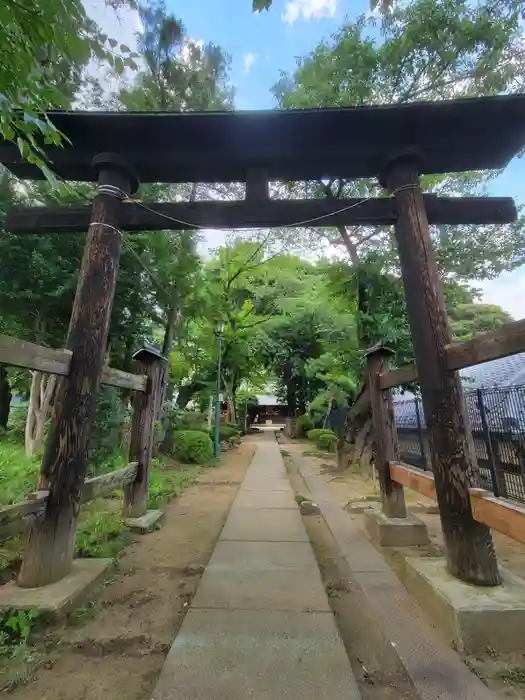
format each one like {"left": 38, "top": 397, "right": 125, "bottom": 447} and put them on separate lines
{"left": 83, "top": 0, "right": 525, "bottom": 319}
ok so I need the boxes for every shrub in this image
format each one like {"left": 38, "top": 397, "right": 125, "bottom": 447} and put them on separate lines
{"left": 296, "top": 414, "right": 314, "bottom": 437}
{"left": 177, "top": 411, "right": 207, "bottom": 429}
{"left": 307, "top": 428, "right": 335, "bottom": 442}
{"left": 210, "top": 425, "right": 239, "bottom": 442}
{"left": 173, "top": 430, "right": 213, "bottom": 464}
{"left": 89, "top": 387, "right": 128, "bottom": 471}
{"left": 316, "top": 432, "right": 337, "bottom": 453}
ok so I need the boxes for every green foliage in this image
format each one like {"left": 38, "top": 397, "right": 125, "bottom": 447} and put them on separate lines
{"left": 172, "top": 430, "right": 213, "bottom": 464}
{"left": 148, "top": 459, "right": 200, "bottom": 509}
{"left": 1, "top": 0, "right": 139, "bottom": 184}
{"left": 316, "top": 432, "right": 338, "bottom": 453}
{"left": 0, "top": 439, "right": 40, "bottom": 506}
{"left": 177, "top": 411, "right": 208, "bottom": 429}
{"left": 213, "top": 425, "right": 240, "bottom": 442}
{"left": 89, "top": 387, "right": 128, "bottom": 473}
{"left": 307, "top": 428, "right": 336, "bottom": 443}
{"left": 75, "top": 500, "right": 130, "bottom": 559}
{"left": 0, "top": 608, "right": 38, "bottom": 650}
{"left": 296, "top": 414, "right": 314, "bottom": 437}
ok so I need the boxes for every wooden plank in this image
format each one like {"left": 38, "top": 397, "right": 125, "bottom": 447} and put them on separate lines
{"left": 0, "top": 335, "right": 71, "bottom": 376}
{"left": 81, "top": 462, "right": 138, "bottom": 503}
{"left": 0, "top": 496, "right": 47, "bottom": 527}
{"left": 6, "top": 196, "right": 517, "bottom": 234}
{"left": 446, "top": 319, "right": 525, "bottom": 371}
{"left": 367, "top": 348, "right": 406, "bottom": 517}
{"left": 379, "top": 362, "right": 418, "bottom": 390}
{"left": 389, "top": 461, "right": 437, "bottom": 501}
{"left": 18, "top": 158, "right": 134, "bottom": 589}
{"left": 469, "top": 489, "right": 525, "bottom": 545}
{"left": 101, "top": 365, "right": 147, "bottom": 392}
{"left": 387, "top": 158, "right": 499, "bottom": 586}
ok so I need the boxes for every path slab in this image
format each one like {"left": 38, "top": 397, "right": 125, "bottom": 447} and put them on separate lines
{"left": 231, "top": 489, "right": 297, "bottom": 509}
{"left": 192, "top": 568, "right": 330, "bottom": 611}
{"left": 153, "top": 609, "right": 361, "bottom": 700}
{"left": 206, "top": 541, "right": 318, "bottom": 572}
{"left": 220, "top": 508, "right": 309, "bottom": 542}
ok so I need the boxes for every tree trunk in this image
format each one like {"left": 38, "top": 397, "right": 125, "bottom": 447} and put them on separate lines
{"left": 0, "top": 365, "right": 11, "bottom": 429}
{"left": 25, "top": 372, "right": 56, "bottom": 457}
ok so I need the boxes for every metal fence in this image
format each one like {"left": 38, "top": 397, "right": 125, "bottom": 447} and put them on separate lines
{"left": 394, "top": 385, "right": 525, "bottom": 504}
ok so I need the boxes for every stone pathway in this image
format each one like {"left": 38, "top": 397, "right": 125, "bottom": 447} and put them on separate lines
{"left": 152, "top": 435, "right": 361, "bottom": 700}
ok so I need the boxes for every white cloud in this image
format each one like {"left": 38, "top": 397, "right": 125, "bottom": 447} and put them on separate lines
{"left": 282, "top": 0, "right": 337, "bottom": 24}
{"left": 477, "top": 268, "right": 525, "bottom": 320}
{"left": 243, "top": 52, "right": 258, "bottom": 74}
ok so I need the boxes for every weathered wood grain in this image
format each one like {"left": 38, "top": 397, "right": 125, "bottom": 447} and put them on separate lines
{"left": 387, "top": 158, "right": 500, "bottom": 586}
{"left": 81, "top": 462, "right": 138, "bottom": 503}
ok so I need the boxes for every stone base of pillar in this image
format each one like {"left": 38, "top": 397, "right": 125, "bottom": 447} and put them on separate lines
{"left": 364, "top": 510, "right": 429, "bottom": 547}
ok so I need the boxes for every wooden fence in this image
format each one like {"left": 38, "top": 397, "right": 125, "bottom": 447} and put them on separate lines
{"left": 0, "top": 334, "right": 164, "bottom": 585}
{"left": 356, "top": 317, "right": 525, "bottom": 576}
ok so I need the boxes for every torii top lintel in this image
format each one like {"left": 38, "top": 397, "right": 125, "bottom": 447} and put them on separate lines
{"left": 1, "top": 94, "right": 525, "bottom": 185}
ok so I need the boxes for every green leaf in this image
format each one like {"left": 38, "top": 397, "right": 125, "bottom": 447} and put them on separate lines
{"left": 120, "top": 44, "right": 131, "bottom": 53}
{"left": 114, "top": 56, "right": 125, "bottom": 75}
{"left": 108, "top": 38, "right": 118, "bottom": 49}
{"left": 252, "top": 0, "right": 272, "bottom": 11}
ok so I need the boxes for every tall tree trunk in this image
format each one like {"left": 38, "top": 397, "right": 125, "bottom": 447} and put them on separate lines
{"left": 0, "top": 365, "right": 11, "bottom": 429}
{"left": 25, "top": 371, "right": 56, "bottom": 457}
{"left": 224, "top": 379, "right": 236, "bottom": 424}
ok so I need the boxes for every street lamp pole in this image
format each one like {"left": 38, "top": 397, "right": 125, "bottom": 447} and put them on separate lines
{"left": 213, "top": 322, "right": 225, "bottom": 459}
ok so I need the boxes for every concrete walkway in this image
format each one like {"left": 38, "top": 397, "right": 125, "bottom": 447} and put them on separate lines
{"left": 152, "top": 436, "right": 361, "bottom": 700}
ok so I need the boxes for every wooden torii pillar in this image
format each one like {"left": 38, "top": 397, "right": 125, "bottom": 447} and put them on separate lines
{"left": 18, "top": 154, "right": 138, "bottom": 588}
{"left": 382, "top": 152, "right": 500, "bottom": 587}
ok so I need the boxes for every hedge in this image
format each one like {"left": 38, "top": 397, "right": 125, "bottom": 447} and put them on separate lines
{"left": 306, "top": 428, "right": 335, "bottom": 442}
{"left": 296, "top": 414, "right": 314, "bottom": 437}
{"left": 316, "top": 432, "right": 337, "bottom": 453}
{"left": 172, "top": 430, "right": 213, "bottom": 464}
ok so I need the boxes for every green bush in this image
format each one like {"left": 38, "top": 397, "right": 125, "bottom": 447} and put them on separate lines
{"left": 316, "top": 432, "right": 337, "bottom": 453}
{"left": 306, "top": 428, "right": 335, "bottom": 442}
{"left": 177, "top": 411, "right": 207, "bottom": 429}
{"left": 173, "top": 430, "right": 213, "bottom": 464}
{"left": 211, "top": 425, "right": 239, "bottom": 442}
{"left": 296, "top": 414, "right": 314, "bottom": 437}
{"left": 89, "top": 387, "right": 128, "bottom": 472}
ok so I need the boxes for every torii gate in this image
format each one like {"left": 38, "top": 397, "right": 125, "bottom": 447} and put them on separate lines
{"left": 1, "top": 93, "right": 525, "bottom": 588}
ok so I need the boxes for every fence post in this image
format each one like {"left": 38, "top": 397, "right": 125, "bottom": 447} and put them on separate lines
{"left": 366, "top": 343, "right": 407, "bottom": 518}
{"left": 124, "top": 348, "right": 165, "bottom": 520}
{"left": 477, "top": 389, "right": 507, "bottom": 498}
{"left": 18, "top": 154, "right": 137, "bottom": 588}
{"left": 414, "top": 397, "right": 427, "bottom": 470}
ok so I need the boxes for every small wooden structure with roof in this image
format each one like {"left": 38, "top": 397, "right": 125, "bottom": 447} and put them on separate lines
{"left": 1, "top": 93, "right": 525, "bottom": 590}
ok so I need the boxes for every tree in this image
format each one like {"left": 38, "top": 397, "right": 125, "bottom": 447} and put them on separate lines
{"left": 272, "top": 0, "right": 525, "bottom": 358}
{"left": 1, "top": 0, "right": 138, "bottom": 183}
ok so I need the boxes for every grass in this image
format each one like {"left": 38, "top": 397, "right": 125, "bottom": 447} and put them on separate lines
{"left": 0, "top": 440, "right": 205, "bottom": 566}
{"left": 501, "top": 666, "right": 525, "bottom": 686}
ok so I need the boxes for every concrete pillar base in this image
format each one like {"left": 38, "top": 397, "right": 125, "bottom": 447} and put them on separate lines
{"left": 0, "top": 558, "right": 112, "bottom": 620}
{"left": 405, "top": 556, "right": 525, "bottom": 653}
{"left": 364, "top": 510, "right": 429, "bottom": 547}
{"left": 125, "top": 509, "right": 164, "bottom": 534}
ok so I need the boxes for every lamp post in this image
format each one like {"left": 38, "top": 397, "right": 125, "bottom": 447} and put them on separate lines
{"left": 213, "top": 322, "right": 225, "bottom": 459}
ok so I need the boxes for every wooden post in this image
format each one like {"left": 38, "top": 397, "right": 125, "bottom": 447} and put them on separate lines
{"left": 366, "top": 344, "right": 407, "bottom": 518}
{"left": 18, "top": 154, "right": 137, "bottom": 588}
{"left": 384, "top": 155, "right": 500, "bottom": 586}
{"left": 124, "top": 348, "right": 164, "bottom": 518}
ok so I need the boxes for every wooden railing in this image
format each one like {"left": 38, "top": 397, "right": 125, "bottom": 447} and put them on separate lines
{"left": 0, "top": 462, "right": 139, "bottom": 529}
{"left": 379, "top": 318, "right": 525, "bottom": 390}
{"left": 389, "top": 461, "right": 525, "bottom": 546}
{"left": 0, "top": 334, "right": 147, "bottom": 392}
{"left": 356, "top": 317, "right": 525, "bottom": 563}
{"left": 0, "top": 334, "right": 164, "bottom": 587}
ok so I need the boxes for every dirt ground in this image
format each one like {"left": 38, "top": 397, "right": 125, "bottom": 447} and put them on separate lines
{"left": 2, "top": 441, "right": 255, "bottom": 699}
{"left": 284, "top": 439, "right": 525, "bottom": 700}
{"left": 285, "top": 453, "right": 420, "bottom": 700}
